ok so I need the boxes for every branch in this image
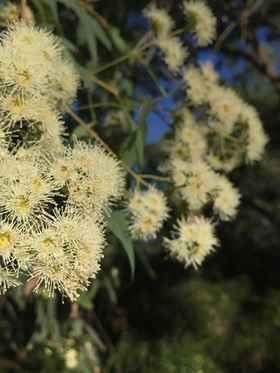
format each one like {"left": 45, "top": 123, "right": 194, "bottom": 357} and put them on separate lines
{"left": 79, "top": 0, "right": 109, "bottom": 29}
{"left": 216, "top": 0, "right": 275, "bottom": 88}
{"left": 214, "top": 0, "right": 265, "bottom": 53}
{"left": 90, "top": 310, "right": 122, "bottom": 373}
{"left": 20, "top": 0, "right": 27, "bottom": 20}
{"left": 221, "top": 43, "right": 280, "bottom": 92}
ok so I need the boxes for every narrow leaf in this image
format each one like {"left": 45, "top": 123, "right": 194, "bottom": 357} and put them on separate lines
{"left": 107, "top": 210, "right": 135, "bottom": 277}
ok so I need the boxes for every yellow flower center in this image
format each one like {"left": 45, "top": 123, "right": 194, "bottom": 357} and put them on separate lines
{"left": 7, "top": 98, "right": 25, "bottom": 118}
{"left": 141, "top": 217, "right": 154, "bottom": 231}
{"left": 16, "top": 195, "right": 30, "bottom": 211}
{"left": 59, "top": 165, "right": 70, "bottom": 178}
{"left": 221, "top": 104, "right": 229, "bottom": 114}
{"left": 31, "top": 178, "right": 42, "bottom": 191}
{"left": 0, "top": 232, "right": 12, "bottom": 250}
{"left": 131, "top": 197, "right": 143, "bottom": 210}
{"left": 49, "top": 263, "right": 64, "bottom": 277}
{"left": 42, "top": 237, "right": 56, "bottom": 250}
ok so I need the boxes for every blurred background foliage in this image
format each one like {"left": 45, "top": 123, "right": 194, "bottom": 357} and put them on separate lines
{"left": 0, "top": 0, "right": 280, "bottom": 372}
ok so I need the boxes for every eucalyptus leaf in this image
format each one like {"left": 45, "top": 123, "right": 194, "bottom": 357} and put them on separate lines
{"left": 78, "top": 294, "right": 93, "bottom": 311}
{"left": 107, "top": 210, "right": 135, "bottom": 277}
{"left": 119, "top": 130, "right": 138, "bottom": 167}
{"left": 103, "top": 276, "right": 117, "bottom": 304}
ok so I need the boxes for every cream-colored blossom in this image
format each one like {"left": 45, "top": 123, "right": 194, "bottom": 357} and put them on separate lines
{"left": 0, "top": 93, "right": 64, "bottom": 141}
{"left": 157, "top": 36, "right": 188, "bottom": 72}
{"left": 171, "top": 117, "right": 207, "bottom": 161}
{"left": 49, "top": 60, "right": 80, "bottom": 110}
{"left": 200, "top": 62, "right": 219, "bottom": 83}
{"left": 68, "top": 142, "right": 125, "bottom": 215}
{"left": 144, "top": 4, "right": 174, "bottom": 36}
{"left": 0, "top": 22, "right": 78, "bottom": 107}
{"left": 31, "top": 206, "right": 104, "bottom": 300}
{"left": 206, "top": 151, "right": 241, "bottom": 173}
{"left": 0, "top": 140, "right": 124, "bottom": 298}
{"left": 64, "top": 348, "right": 78, "bottom": 369}
{"left": 0, "top": 23, "right": 126, "bottom": 299}
{"left": 165, "top": 216, "right": 218, "bottom": 268}
{"left": 212, "top": 176, "right": 241, "bottom": 221}
{"left": 183, "top": 1, "right": 216, "bottom": 46}
{"left": 240, "top": 105, "right": 268, "bottom": 162}
{"left": 0, "top": 222, "right": 21, "bottom": 263}
{"left": 129, "top": 212, "right": 162, "bottom": 241}
{"left": 0, "top": 266, "right": 20, "bottom": 294}
{"left": 128, "top": 188, "right": 169, "bottom": 240}
{"left": 208, "top": 85, "right": 242, "bottom": 135}
{"left": 183, "top": 66, "right": 208, "bottom": 105}
{"left": 170, "top": 160, "right": 217, "bottom": 210}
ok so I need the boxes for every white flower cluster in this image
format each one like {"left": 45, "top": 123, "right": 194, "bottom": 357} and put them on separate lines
{"left": 0, "top": 22, "right": 79, "bottom": 152}
{"left": 0, "top": 23, "right": 125, "bottom": 299}
{"left": 144, "top": 4, "right": 174, "bottom": 36}
{"left": 127, "top": 188, "right": 169, "bottom": 241}
{"left": 0, "top": 142, "right": 124, "bottom": 300}
{"left": 165, "top": 216, "right": 218, "bottom": 268}
{"left": 169, "top": 158, "right": 241, "bottom": 220}
{"left": 142, "top": 3, "right": 266, "bottom": 270}
{"left": 144, "top": 1, "right": 216, "bottom": 72}
{"left": 183, "top": 1, "right": 216, "bottom": 46}
{"left": 164, "top": 63, "right": 267, "bottom": 268}
{"left": 144, "top": 4, "right": 188, "bottom": 72}
{"left": 183, "top": 64, "right": 268, "bottom": 169}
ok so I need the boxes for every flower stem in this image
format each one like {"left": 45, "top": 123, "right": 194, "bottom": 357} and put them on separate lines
{"left": 140, "top": 174, "right": 171, "bottom": 183}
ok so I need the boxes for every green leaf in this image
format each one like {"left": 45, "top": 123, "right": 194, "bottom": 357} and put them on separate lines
{"left": 71, "top": 125, "right": 89, "bottom": 140}
{"left": 60, "top": 36, "right": 78, "bottom": 53}
{"left": 136, "top": 99, "right": 155, "bottom": 169}
{"left": 103, "top": 276, "right": 117, "bottom": 304}
{"left": 78, "top": 294, "right": 93, "bottom": 311}
{"left": 84, "top": 324, "right": 105, "bottom": 350}
{"left": 108, "top": 26, "right": 130, "bottom": 54}
{"left": 143, "top": 64, "right": 168, "bottom": 96}
{"left": 119, "top": 99, "right": 153, "bottom": 169}
{"left": 90, "top": 17, "right": 112, "bottom": 51}
{"left": 135, "top": 124, "right": 147, "bottom": 169}
{"left": 40, "top": 0, "right": 60, "bottom": 26}
{"left": 107, "top": 210, "right": 135, "bottom": 277}
{"left": 57, "top": 0, "right": 80, "bottom": 13}
{"left": 88, "top": 279, "right": 100, "bottom": 299}
{"left": 74, "top": 62, "right": 93, "bottom": 87}
{"left": 57, "top": 0, "right": 111, "bottom": 65}
{"left": 119, "top": 130, "right": 138, "bottom": 167}
{"left": 77, "top": 362, "right": 92, "bottom": 373}
{"left": 31, "top": 0, "right": 46, "bottom": 22}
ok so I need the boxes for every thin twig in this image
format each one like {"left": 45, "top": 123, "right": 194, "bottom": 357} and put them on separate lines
{"left": 140, "top": 174, "right": 171, "bottom": 183}
{"left": 214, "top": 0, "right": 265, "bottom": 53}
{"left": 79, "top": 0, "right": 109, "bottom": 29}
{"left": 20, "top": 0, "right": 27, "bottom": 20}
{"left": 91, "top": 310, "right": 122, "bottom": 373}
{"left": 92, "top": 75, "right": 120, "bottom": 98}
{"left": 222, "top": 43, "right": 280, "bottom": 92}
